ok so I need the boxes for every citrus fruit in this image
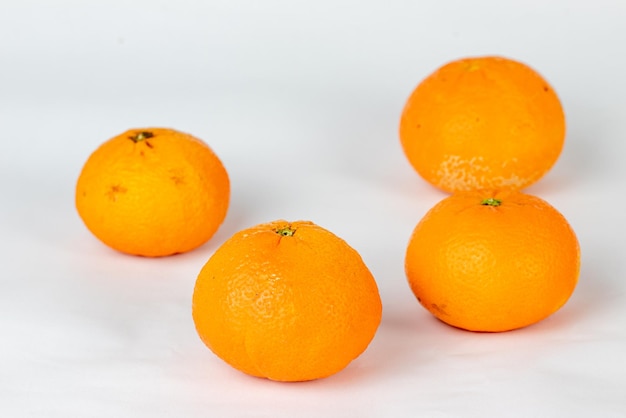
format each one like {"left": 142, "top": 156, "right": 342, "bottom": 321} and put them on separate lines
{"left": 192, "top": 220, "right": 382, "bottom": 382}
{"left": 399, "top": 55, "right": 566, "bottom": 193}
{"left": 405, "top": 190, "right": 580, "bottom": 332}
{"left": 75, "top": 127, "right": 230, "bottom": 257}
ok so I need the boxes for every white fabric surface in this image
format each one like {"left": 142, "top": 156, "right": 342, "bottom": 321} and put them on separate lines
{"left": 1, "top": 1, "right": 625, "bottom": 417}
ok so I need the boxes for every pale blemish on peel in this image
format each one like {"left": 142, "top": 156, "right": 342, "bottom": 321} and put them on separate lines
{"left": 435, "top": 154, "right": 527, "bottom": 191}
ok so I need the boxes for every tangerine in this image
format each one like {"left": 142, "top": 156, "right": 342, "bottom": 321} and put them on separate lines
{"left": 405, "top": 190, "right": 580, "bottom": 332}
{"left": 192, "top": 220, "right": 382, "bottom": 381}
{"left": 75, "top": 128, "right": 229, "bottom": 257}
{"left": 399, "top": 56, "right": 566, "bottom": 192}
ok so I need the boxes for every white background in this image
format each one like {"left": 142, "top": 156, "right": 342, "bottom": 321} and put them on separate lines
{"left": 1, "top": 1, "right": 625, "bottom": 417}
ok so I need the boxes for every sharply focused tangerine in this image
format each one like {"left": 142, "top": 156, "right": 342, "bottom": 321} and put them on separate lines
{"left": 399, "top": 55, "right": 566, "bottom": 193}
{"left": 405, "top": 190, "right": 580, "bottom": 332}
{"left": 75, "top": 128, "right": 230, "bottom": 257}
{"left": 192, "top": 220, "right": 382, "bottom": 382}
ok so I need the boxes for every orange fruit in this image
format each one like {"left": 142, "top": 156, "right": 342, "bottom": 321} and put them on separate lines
{"left": 75, "top": 128, "right": 230, "bottom": 257}
{"left": 192, "top": 220, "right": 382, "bottom": 382}
{"left": 405, "top": 190, "right": 580, "bottom": 332}
{"left": 399, "top": 55, "right": 566, "bottom": 193}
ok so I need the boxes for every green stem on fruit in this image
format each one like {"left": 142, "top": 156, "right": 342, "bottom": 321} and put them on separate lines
{"left": 275, "top": 226, "right": 295, "bottom": 237}
{"left": 129, "top": 131, "right": 154, "bottom": 142}
{"left": 481, "top": 197, "right": 502, "bottom": 207}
